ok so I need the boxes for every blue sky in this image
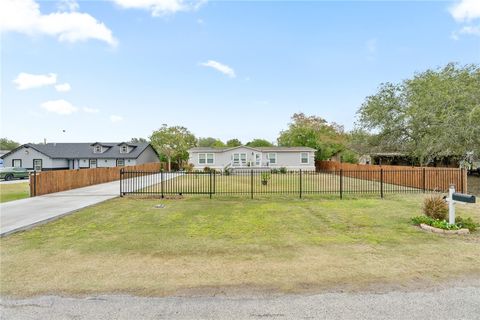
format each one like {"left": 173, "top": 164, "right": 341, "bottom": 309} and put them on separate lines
{"left": 1, "top": 0, "right": 479, "bottom": 144}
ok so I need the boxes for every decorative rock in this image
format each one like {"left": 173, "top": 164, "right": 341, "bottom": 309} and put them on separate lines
{"left": 420, "top": 223, "right": 469, "bottom": 235}
{"left": 154, "top": 204, "right": 166, "bottom": 209}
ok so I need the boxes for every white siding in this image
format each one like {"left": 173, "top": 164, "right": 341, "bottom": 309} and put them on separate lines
{"left": 188, "top": 148, "right": 316, "bottom": 171}
{"left": 2, "top": 146, "right": 56, "bottom": 169}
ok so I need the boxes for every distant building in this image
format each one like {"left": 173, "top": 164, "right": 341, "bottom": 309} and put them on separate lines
{"left": 0, "top": 142, "right": 159, "bottom": 171}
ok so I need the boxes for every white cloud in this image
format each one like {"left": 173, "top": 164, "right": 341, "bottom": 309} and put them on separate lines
{"left": 450, "top": 0, "right": 480, "bottom": 22}
{"left": 110, "top": 115, "right": 123, "bottom": 122}
{"left": 200, "top": 60, "right": 236, "bottom": 78}
{"left": 57, "top": 0, "right": 79, "bottom": 12}
{"left": 112, "top": 0, "right": 206, "bottom": 16}
{"left": 83, "top": 107, "right": 100, "bottom": 113}
{"left": 41, "top": 99, "right": 78, "bottom": 115}
{"left": 0, "top": 0, "right": 117, "bottom": 46}
{"left": 55, "top": 83, "right": 71, "bottom": 92}
{"left": 459, "top": 24, "right": 480, "bottom": 36}
{"left": 13, "top": 72, "right": 57, "bottom": 90}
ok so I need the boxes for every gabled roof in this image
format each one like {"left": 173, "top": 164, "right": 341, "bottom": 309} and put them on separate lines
{"left": 1, "top": 142, "right": 154, "bottom": 159}
{"left": 189, "top": 146, "right": 316, "bottom": 153}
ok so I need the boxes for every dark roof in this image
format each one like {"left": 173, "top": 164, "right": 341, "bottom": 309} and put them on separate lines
{"left": 1, "top": 142, "right": 153, "bottom": 159}
{"left": 189, "top": 146, "right": 316, "bottom": 153}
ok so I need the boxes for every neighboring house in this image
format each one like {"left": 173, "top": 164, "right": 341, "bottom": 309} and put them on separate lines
{"left": 188, "top": 146, "right": 316, "bottom": 171}
{"left": 0, "top": 142, "right": 159, "bottom": 171}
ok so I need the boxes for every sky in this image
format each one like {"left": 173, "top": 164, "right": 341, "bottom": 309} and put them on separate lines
{"left": 1, "top": 0, "right": 479, "bottom": 145}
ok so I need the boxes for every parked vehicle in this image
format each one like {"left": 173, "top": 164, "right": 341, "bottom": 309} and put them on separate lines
{"left": 468, "top": 161, "right": 480, "bottom": 176}
{"left": 0, "top": 167, "right": 29, "bottom": 181}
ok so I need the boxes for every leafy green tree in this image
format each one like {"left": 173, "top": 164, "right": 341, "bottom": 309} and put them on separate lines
{"left": 277, "top": 113, "right": 346, "bottom": 160}
{"left": 357, "top": 63, "right": 480, "bottom": 165}
{"left": 246, "top": 139, "right": 274, "bottom": 147}
{"left": 0, "top": 138, "right": 20, "bottom": 150}
{"left": 197, "top": 137, "right": 225, "bottom": 148}
{"left": 130, "top": 137, "right": 148, "bottom": 143}
{"left": 149, "top": 125, "right": 197, "bottom": 170}
{"left": 226, "top": 138, "right": 242, "bottom": 147}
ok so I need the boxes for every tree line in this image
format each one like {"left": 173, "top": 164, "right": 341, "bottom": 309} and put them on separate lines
{"left": 3, "top": 63, "right": 477, "bottom": 170}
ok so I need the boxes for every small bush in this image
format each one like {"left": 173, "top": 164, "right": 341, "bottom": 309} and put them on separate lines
{"left": 223, "top": 167, "right": 232, "bottom": 176}
{"left": 423, "top": 195, "right": 448, "bottom": 220}
{"left": 456, "top": 217, "right": 479, "bottom": 232}
{"left": 279, "top": 167, "right": 287, "bottom": 174}
{"left": 261, "top": 172, "right": 271, "bottom": 182}
{"left": 271, "top": 168, "right": 279, "bottom": 174}
{"left": 411, "top": 215, "right": 478, "bottom": 232}
{"left": 182, "top": 163, "right": 194, "bottom": 172}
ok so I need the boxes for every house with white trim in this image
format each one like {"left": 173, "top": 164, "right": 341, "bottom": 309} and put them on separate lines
{"left": 0, "top": 142, "right": 159, "bottom": 171}
{"left": 188, "top": 146, "right": 316, "bottom": 171}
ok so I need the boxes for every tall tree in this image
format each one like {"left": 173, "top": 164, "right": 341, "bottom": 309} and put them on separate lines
{"left": 197, "top": 137, "right": 225, "bottom": 148}
{"left": 130, "top": 137, "right": 148, "bottom": 143}
{"left": 277, "top": 113, "right": 346, "bottom": 160}
{"left": 0, "top": 138, "right": 20, "bottom": 150}
{"left": 149, "top": 125, "right": 197, "bottom": 170}
{"left": 246, "top": 139, "right": 274, "bottom": 147}
{"left": 226, "top": 138, "right": 242, "bottom": 147}
{"left": 357, "top": 63, "right": 480, "bottom": 165}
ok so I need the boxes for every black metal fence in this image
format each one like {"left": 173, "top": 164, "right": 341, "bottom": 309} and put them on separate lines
{"left": 120, "top": 169, "right": 465, "bottom": 199}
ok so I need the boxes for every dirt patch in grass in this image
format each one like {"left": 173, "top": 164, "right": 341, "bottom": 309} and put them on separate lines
{"left": 1, "top": 195, "right": 479, "bottom": 297}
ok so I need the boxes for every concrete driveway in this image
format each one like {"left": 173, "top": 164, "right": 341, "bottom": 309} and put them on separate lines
{"left": 0, "top": 173, "right": 180, "bottom": 236}
{"left": 0, "top": 179, "right": 29, "bottom": 185}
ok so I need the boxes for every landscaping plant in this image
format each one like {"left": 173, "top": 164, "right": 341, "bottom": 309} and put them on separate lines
{"left": 422, "top": 194, "right": 448, "bottom": 220}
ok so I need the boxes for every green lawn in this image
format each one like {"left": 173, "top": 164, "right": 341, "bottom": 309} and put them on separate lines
{"left": 1, "top": 194, "right": 479, "bottom": 297}
{"left": 143, "top": 172, "right": 418, "bottom": 195}
{"left": 0, "top": 182, "right": 30, "bottom": 203}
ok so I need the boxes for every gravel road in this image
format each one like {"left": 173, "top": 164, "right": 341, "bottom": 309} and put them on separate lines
{"left": 2, "top": 284, "right": 480, "bottom": 320}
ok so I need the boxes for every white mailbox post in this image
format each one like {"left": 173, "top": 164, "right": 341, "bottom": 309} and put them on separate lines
{"left": 448, "top": 185, "right": 456, "bottom": 225}
{"left": 446, "top": 185, "right": 476, "bottom": 225}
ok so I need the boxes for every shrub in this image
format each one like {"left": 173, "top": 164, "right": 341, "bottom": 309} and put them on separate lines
{"left": 203, "top": 167, "right": 212, "bottom": 173}
{"left": 456, "top": 217, "right": 479, "bottom": 232}
{"left": 279, "top": 167, "right": 287, "bottom": 174}
{"left": 182, "top": 163, "right": 194, "bottom": 172}
{"left": 261, "top": 172, "right": 271, "bottom": 182}
{"left": 271, "top": 168, "right": 279, "bottom": 174}
{"left": 223, "top": 167, "right": 232, "bottom": 176}
{"left": 423, "top": 195, "right": 448, "bottom": 220}
{"left": 411, "top": 215, "right": 478, "bottom": 232}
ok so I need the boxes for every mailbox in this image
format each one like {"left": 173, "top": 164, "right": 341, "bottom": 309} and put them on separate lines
{"left": 452, "top": 193, "right": 476, "bottom": 203}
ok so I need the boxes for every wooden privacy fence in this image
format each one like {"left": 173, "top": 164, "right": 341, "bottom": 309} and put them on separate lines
{"left": 30, "top": 162, "right": 165, "bottom": 196}
{"left": 316, "top": 161, "right": 467, "bottom": 193}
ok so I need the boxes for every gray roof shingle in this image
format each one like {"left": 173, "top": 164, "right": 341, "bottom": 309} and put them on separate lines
{"left": 189, "top": 146, "right": 316, "bottom": 153}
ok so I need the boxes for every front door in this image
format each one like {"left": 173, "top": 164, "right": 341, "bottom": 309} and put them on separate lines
{"left": 254, "top": 153, "right": 261, "bottom": 167}
{"left": 89, "top": 159, "right": 97, "bottom": 168}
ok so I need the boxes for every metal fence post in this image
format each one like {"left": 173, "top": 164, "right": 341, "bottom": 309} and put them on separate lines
{"left": 120, "top": 168, "right": 123, "bottom": 197}
{"left": 422, "top": 167, "right": 426, "bottom": 193}
{"left": 161, "top": 170, "right": 164, "bottom": 199}
{"left": 339, "top": 169, "right": 343, "bottom": 199}
{"left": 380, "top": 168, "right": 384, "bottom": 199}
{"left": 209, "top": 170, "right": 212, "bottom": 199}
{"left": 251, "top": 169, "right": 254, "bottom": 199}
{"left": 299, "top": 169, "right": 302, "bottom": 199}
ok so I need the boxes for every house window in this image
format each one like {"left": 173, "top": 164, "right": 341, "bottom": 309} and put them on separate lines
{"left": 233, "top": 153, "right": 247, "bottom": 165}
{"left": 94, "top": 145, "right": 102, "bottom": 153}
{"left": 33, "top": 159, "right": 43, "bottom": 171}
{"left": 199, "top": 153, "right": 214, "bottom": 165}
{"left": 301, "top": 152, "right": 309, "bottom": 164}
{"left": 268, "top": 153, "right": 277, "bottom": 164}
{"left": 12, "top": 159, "right": 22, "bottom": 168}
{"left": 120, "top": 145, "right": 128, "bottom": 153}
{"left": 117, "top": 159, "right": 125, "bottom": 166}
{"left": 89, "top": 159, "right": 97, "bottom": 168}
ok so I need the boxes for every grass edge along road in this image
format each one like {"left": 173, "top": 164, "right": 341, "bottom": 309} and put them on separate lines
{"left": 1, "top": 194, "right": 479, "bottom": 297}
{"left": 0, "top": 182, "right": 30, "bottom": 203}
